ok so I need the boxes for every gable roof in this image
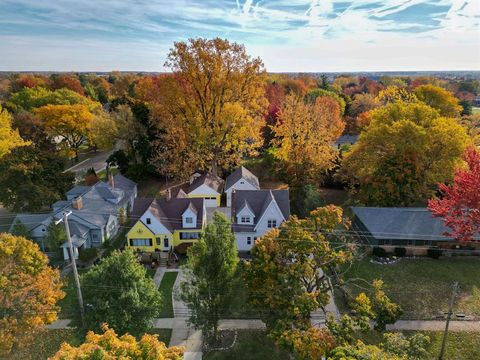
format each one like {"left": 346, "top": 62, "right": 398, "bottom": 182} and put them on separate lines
{"left": 130, "top": 197, "right": 155, "bottom": 225}
{"left": 225, "top": 166, "right": 260, "bottom": 191}
{"left": 66, "top": 185, "right": 91, "bottom": 198}
{"left": 146, "top": 198, "right": 205, "bottom": 231}
{"left": 9, "top": 212, "right": 52, "bottom": 232}
{"left": 188, "top": 172, "right": 224, "bottom": 194}
{"left": 232, "top": 190, "right": 290, "bottom": 232}
{"left": 351, "top": 207, "right": 478, "bottom": 241}
{"left": 113, "top": 174, "right": 137, "bottom": 191}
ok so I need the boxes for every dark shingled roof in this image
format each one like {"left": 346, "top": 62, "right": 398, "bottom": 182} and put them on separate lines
{"left": 113, "top": 174, "right": 137, "bottom": 191}
{"left": 351, "top": 207, "right": 480, "bottom": 241}
{"left": 232, "top": 190, "right": 290, "bottom": 232}
{"left": 148, "top": 198, "right": 205, "bottom": 231}
{"left": 130, "top": 198, "right": 155, "bottom": 225}
{"left": 225, "top": 166, "right": 260, "bottom": 191}
{"left": 188, "top": 172, "right": 224, "bottom": 194}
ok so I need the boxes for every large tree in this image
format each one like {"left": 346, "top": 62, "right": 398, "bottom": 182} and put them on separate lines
{"left": 51, "top": 325, "right": 184, "bottom": 360}
{"left": 0, "top": 233, "right": 64, "bottom": 356}
{"left": 342, "top": 101, "right": 469, "bottom": 206}
{"left": 152, "top": 38, "right": 267, "bottom": 175}
{"left": 35, "top": 104, "right": 94, "bottom": 160}
{"left": 80, "top": 250, "right": 161, "bottom": 336}
{"left": 0, "top": 146, "right": 75, "bottom": 211}
{"left": 245, "top": 206, "right": 354, "bottom": 335}
{"left": 179, "top": 212, "right": 238, "bottom": 343}
{"left": 0, "top": 106, "right": 29, "bottom": 158}
{"left": 414, "top": 84, "right": 462, "bottom": 118}
{"left": 429, "top": 147, "right": 480, "bottom": 243}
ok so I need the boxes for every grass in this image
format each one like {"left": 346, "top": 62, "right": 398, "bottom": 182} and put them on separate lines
{"left": 203, "top": 330, "right": 291, "bottom": 360}
{"left": 357, "top": 330, "right": 480, "bottom": 360}
{"left": 5, "top": 329, "right": 85, "bottom": 360}
{"left": 57, "top": 270, "right": 88, "bottom": 319}
{"left": 472, "top": 107, "right": 480, "bottom": 115}
{"left": 158, "top": 272, "right": 178, "bottom": 318}
{"left": 146, "top": 268, "right": 157, "bottom": 278}
{"left": 337, "top": 257, "right": 480, "bottom": 319}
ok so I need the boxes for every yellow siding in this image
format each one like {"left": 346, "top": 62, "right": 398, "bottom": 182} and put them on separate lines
{"left": 127, "top": 219, "right": 203, "bottom": 252}
{"left": 187, "top": 193, "right": 221, "bottom": 207}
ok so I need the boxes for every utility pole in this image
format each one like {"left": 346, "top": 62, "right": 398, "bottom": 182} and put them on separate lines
{"left": 439, "top": 281, "right": 458, "bottom": 360}
{"left": 56, "top": 211, "right": 86, "bottom": 328}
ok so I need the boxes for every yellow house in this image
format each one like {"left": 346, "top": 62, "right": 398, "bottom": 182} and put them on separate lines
{"left": 126, "top": 197, "right": 207, "bottom": 253}
{"left": 185, "top": 171, "right": 224, "bottom": 208}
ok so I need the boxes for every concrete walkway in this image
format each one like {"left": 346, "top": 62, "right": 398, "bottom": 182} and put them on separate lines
{"left": 153, "top": 267, "right": 166, "bottom": 289}
{"left": 388, "top": 320, "right": 480, "bottom": 331}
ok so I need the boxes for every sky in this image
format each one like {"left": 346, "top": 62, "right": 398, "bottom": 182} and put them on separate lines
{"left": 0, "top": 0, "right": 479, "bottom": 72}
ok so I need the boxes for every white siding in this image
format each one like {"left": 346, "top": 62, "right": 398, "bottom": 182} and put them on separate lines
{"left": 182, "top": 207, "right": 197, "bottom": 228}
{"left": 235, "top": 232, "right": 257, "bottom": 252}
{"left": 236, "top": 205, "right": 255, "bottom": 225}
{"left": 188, "top": 184, "right": 220, "bottom": 196}
{"left": 140, "top": 210, "right": 172, "bottom": 235}
{"left": 255, "top": 201, "right": 285, "bottom": 233}
{"left": 226, "top": 179, "right": 259, "bottom": 207}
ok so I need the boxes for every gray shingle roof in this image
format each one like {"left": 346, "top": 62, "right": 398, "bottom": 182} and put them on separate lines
{"left": 188, "top": 172, "right": 224, "bottom": 194}
{"left": 148, "top": 198, "right": 205, "bottom": 231}
{"left": 9, "top": 212, "right": 52, "bottom": 231}
{"left": 232, "top": 190, "right": 290, "bottom": 232}
{"left": 334, "top": 135, "right": 359, "bottom": 148}
{"left": 66, "top": 186, "right": 91, "bottom": 198}
{"left": 351, "top": 207, "right": 473, "bottom": 241}
{"left": 225, "top": 166, "right": 260, "bottom": 191}
{"left": 113, "top": 174, "right": 137, "bottom": 191}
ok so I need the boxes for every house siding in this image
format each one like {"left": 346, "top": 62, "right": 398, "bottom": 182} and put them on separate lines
{"left": 225, "top": 179, "right": 258, "bottom": 207}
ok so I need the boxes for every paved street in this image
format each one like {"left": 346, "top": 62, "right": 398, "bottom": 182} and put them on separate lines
{"left": 64, "top": 149, "right": 114, "bottom": 174}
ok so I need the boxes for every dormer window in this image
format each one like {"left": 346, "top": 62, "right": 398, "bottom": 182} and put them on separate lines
{"left": 241, "top": 216, "right": 251, "bottom": 224}
{"left": 186, "top": 217, "right": 193, "bottom": 224}
{"left": 267, "top": 219, "right": 277, "bottom": 228}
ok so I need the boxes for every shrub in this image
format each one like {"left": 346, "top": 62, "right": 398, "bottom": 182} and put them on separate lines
{"left": 394, "top": 247, "right": 407, "bottom": 257}
{"left": 427, "top": 248, "right": 443, "bottom": 259}
{"left": 372, "top": 246, "right": 387, "bottom": 257}
{"left": 79, "top": 248, "right": 98, "bottom": 263}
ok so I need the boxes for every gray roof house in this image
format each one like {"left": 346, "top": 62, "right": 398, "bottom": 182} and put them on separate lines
{"left": 231, "top": 189, "right": 290, "bottom": 252}
{"left": 10, "top": 174, "right": 137, "bottom": 260}
{"left": 334, "top": 135, "right": 359, "bottom": 149}
{"left": 350, "top": 207, "right": 479, "bottom": 247}
{"left": 224, "top": 166, "right": 260, "bottom": 207}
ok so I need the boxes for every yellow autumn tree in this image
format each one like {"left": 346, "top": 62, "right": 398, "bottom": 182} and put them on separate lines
{"left": 35, "top": 104, "right": 94, "bottom": 160}
{"left": 0, "top": 106, "right": 29, "bottom": 158}
{"left": 149, "top": 38, "right": 267, "bottom": 176}
{"left": 270, "top": 94, "right": 344, "bottom": 186}
{"left": 50, "top": 325, "right": 184, "bottom": 360}
{"left": 0, "top": 233, "right": 64, "bottom": 356}
{"left": 414, "top": 84, "right": 462, "bottom": 118}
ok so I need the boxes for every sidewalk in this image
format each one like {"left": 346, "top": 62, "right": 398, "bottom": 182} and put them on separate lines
{"left": 388, "top": 320, "right": 480, "bottom": 331}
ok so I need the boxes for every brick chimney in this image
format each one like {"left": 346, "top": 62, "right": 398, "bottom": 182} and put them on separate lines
{"left": 72, "top": 196, "right": 83, "bottom": 210}
{"left": 108, "top": 172, "right": 114, "bottom": 189}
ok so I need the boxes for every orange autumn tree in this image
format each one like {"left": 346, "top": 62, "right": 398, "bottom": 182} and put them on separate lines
{"left": 0, "top": 233, "right": 64, "bottom": 356}
{"left": 35, "top": 104, "right": 94, "bottom": 160}
{"left": 156, "top": 38, "right": 267, "bottom": 176}
{"left": 51, "top": 325, "right": 184, "bottom": 360}
{"left": 0, "top": 106, "right": 30, "bottom": 158}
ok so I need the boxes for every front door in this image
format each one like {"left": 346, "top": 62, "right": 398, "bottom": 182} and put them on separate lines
{"left": 164, "top": 237, "right": 169, "bottom": 249}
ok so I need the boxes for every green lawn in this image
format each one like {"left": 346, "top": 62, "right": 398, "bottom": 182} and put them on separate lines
{"left": 203, "top": 330, "right": 291, "bottom": 360}
{"left": 472, "top": 107, "right": 480, "bottom": 115}
{"left": 338, "top": 257, "right": 480, "bottom": 319}
{"left": 158, "top": 272, "right": 178, "bottom": 318}
{"left": 146, "top": 268, "right": 157, "bottom": 278}
{"left": 5, "top": 329, "right": 84, "bottom": 360}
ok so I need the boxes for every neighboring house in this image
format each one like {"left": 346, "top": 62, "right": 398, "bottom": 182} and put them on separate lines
{"left": 351, "top": 207, "right": 480, "bottom": 251}
{"left": 231, "top": 189, "right": 290, "bottom": 252}
{"left": 126, "top": 197, "right": 207, "bottom": 253}
{"left": 185, "top": 172, "right": 224, "bottom": 207}
{"left": 9, "top": 173, "right": 137, "bottom": 260}
{"left": 224, "top": 166, "right": 260, "bottom": 207}
{"left": 334, "top": 135, "right": 359, "bottom": 149}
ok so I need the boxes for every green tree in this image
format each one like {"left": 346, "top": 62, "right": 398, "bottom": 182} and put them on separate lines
{"left": 0, "top": 146, "right": 75, "bottom": 211}
{"left": 80, "top": 250, "right": 161, "bottom": 336}
{"left": 342, "top": 101, "right": 469, "bottom": 206}
{"left": 10, "top": 220, "right": 31, "bottom": 239}
{"left": 245, "top": 207, "right": 353, "bottom": 337}
{"left": 44, "top": 220, "right": 67, "bottom": 252}
{"left": 179, "top": 212, "right": 239, "bottom": 343}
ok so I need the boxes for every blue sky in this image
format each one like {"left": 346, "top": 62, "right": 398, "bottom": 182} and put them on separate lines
{"left": 0, "top": 0, "right": 479, "bottom": 72}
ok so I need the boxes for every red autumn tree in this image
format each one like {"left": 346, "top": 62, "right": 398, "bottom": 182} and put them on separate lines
{"left": 429, "top": 147, "right": 480, "bottom": 243}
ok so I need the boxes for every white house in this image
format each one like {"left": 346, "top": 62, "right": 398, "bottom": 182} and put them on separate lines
{"left": 224, "top": 166, "right": 260, "bottom": 207}
{"left": 231, "top": 189, "right": 290, "bottom": 252}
